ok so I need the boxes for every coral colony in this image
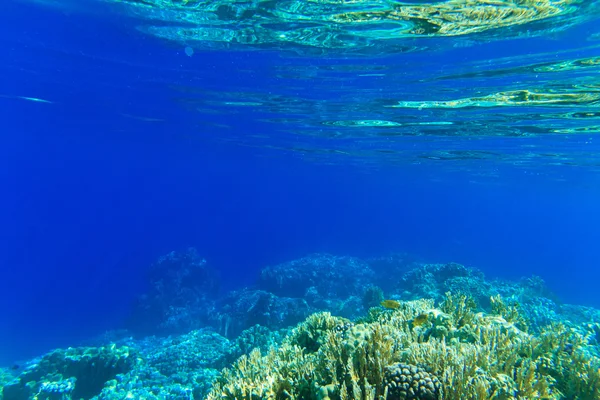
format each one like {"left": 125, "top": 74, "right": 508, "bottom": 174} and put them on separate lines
{"left": 2, "top": 249, "right": 599, "bottom": 399}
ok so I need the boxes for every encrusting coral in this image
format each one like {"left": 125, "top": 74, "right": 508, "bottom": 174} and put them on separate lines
{"left": 207, "top": 293, "right": 600, "bottom": 400}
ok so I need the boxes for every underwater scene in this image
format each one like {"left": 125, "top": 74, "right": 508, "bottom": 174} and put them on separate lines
{"left": 2, "top": 0, "right": 600, "bottom": 399}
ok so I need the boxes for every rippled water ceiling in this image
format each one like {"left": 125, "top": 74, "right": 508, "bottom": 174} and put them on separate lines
{"left": 106, "top": 0, "right": 596, "bottom": 51}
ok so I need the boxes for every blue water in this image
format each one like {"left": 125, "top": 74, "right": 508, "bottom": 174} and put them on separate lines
{"left": 1, "top": 0, "right": 600, "bottom": 365}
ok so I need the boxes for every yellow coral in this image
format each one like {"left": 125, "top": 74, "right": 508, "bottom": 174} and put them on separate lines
{"left": 208, "top": 296, "right": 600, "bottom": 400}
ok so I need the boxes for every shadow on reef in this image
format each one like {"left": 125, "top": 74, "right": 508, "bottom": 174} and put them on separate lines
{"left": 1, "top": 248, "right": 599, "bottom": 399}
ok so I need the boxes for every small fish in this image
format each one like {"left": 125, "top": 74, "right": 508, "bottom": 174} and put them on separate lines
{"left": 380, "top": 299, "right": 400, "bottom": 310}
{"left": 412, "top": 313, "right": 429, "bottom": 327}
{"left": 0, "top": 94, "right": 52, "bottom": 104}
{"left": 18, "top": 96, "right": 52, "bottom": 104}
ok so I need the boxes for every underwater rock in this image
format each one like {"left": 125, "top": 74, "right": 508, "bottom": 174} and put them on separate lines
{"left": 259, "top": 253, "right": 375, "bottom": 302}
{"left": 129, "top": 248, "right": 219, "bottom": 334}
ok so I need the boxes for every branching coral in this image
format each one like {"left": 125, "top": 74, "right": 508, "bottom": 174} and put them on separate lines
{"left": 439, "top": 292, "right": 478, "bottom": 328}
{"left": 533, "top": 324, "right": 600, "bottom": 399}
{"left": 287, "top": 312, "right": 354, "bottom": 353}
{"left": 490, "top": 294, "right": 529, "bottom": 332}
{"left": 208, "top": 294, "right": 600, "bottom": 400}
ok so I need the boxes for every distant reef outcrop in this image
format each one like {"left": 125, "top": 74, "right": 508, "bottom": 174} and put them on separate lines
{"left": 1, "top": 248, "right": 599, "bottom": 400}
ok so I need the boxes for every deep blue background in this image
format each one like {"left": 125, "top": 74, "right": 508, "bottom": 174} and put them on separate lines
{"left": 1, "top": 0, "right": 599, "bottom": 364}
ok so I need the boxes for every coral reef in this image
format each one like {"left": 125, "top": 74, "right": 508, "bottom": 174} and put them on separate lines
{"left": 227, "top": 325, "right": 287, "bottom": 362}
{"left": 49, "top": 328, "right": 232, "bottom": 400}
{"left": 144, "top": 329, "right": 230, "bottom": 375}
{"left": 364, "top": 254, "right": 417, "bottom": 292}
{"left": 208, "top": 296, "right": 600, "bottom": 400}
{"left": 2, "top": 345, "right": 136, "bottom": 400}
{"left": 246, "top": 254, "right": 378, "bottom": 322}
{"left": 362, "top": 286, "right": 385, "bottom": 310}
{"left": 96, "top": 328, "right": 232, "bottom": 399}
{"left": 5, "top": 251, "right": 600, "bottom": 400}
{"left": 0, "top": 368, "right": 16, "bottom": 400}
{"left": 399, "top": 262, "right": 488, "bottom": 304}
{"left": 129, "top": 248, "right": 220, "bottom": 334}
{"left": 214, "top": 289, "right": 312, "bottom": 338}
{"left": 259, "top": 253, "right": 375, "bottom": 303}
{"left": 1, "top": 328, "right": 235, "bottom": 400}
{"left": 396, "top": 262, "right": 592, "bottom": 335}
{"left": 211, "top": 253, "right": 380, "bottom": 337}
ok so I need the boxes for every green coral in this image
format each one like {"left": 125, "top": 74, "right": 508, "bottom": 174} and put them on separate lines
{"left": 439, "top": 291, "right": 478, "bottom": 328}
{"left": 208, "top": 294, "right": 600, "bottom": 400}
{"left": 533, "top": 323, "right": 600, "bottom": 398}
{"left": 287, "top": 312, "right": 353, "bottom": 353}
{"left": 233, "top": 325, "right": 286, "bottom": 357}
{"left": 490, "top": 294, "right": 529, "bottom": 332}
